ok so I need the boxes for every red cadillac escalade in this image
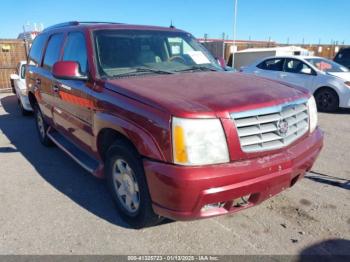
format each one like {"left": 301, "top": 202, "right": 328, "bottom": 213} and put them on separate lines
{"left": 26, "top": 21, "right": 323, "bottom": 228}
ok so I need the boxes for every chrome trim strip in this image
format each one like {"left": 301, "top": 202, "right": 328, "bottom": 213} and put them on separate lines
{"left": 230, "top": 98, "right": 308, "bottom": 119}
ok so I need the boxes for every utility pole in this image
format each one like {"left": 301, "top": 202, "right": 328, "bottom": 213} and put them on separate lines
{"left": 222, "top": 32, "right": 226, "bottom": 59}
{"left": 232, "top": 0, "right": 238, "bottom": 69}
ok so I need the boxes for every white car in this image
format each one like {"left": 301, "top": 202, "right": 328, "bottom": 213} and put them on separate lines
{"left": 10, "top": 61, "right": 33, "bottom": 115}
{"left": 241, "top": 56, "right": 350, "bottom": 112}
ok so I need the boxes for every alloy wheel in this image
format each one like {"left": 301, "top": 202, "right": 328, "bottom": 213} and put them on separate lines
{"left": 112, "top": 159, "right": 140, "bottom": 214}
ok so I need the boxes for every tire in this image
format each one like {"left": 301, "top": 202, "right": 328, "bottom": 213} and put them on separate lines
{"left": 34, "top": 104, "right": 53, "bottom": 146}
{"left": 18, "top": 99, "right": 32, "bottom": 116}
{"left": 11, "top": 80, "right": 15, "bottom": 94}
{"left": 105, "top": 140, "right": 163, "bottom": 228}
{"left": 314, "top": 88, "right": 339, "bottom": 112}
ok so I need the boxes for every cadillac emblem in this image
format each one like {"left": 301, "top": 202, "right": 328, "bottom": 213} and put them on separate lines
{"left": 277, "top": 119, "right": 289, "bottom": 137}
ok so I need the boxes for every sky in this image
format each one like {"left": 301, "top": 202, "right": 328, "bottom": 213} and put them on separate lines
{"left": 0, "top": 0, "right": 349, "bottom": 44}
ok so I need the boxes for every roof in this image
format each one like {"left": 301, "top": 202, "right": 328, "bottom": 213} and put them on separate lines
{"left": 43, "top": 21, "right": 185, "bottom": 33}
{"left": 254, "top": 55, "right": 325, "bottom": 63}
{"left": 197, "top": 38, "right": 275, "bottom": 45}
{"left": 236, "top": 45, "right": 310, "bottom": 53}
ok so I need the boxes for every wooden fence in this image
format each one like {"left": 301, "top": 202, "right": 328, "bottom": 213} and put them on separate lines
{"left": 0, "top": 39, "right": 28, "bottom": 91}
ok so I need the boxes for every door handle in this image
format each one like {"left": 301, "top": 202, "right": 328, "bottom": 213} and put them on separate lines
{"left": 280, "top": 73, "right": 287, "bottom": 78}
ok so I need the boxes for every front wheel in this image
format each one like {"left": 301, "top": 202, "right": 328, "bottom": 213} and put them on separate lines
{"left": 34, "top": 105, "right": 53, "bottom": 146}
{"left": 314, "top": 88, "right": 339, "bottom": 112}
{"left": 105, "top": 140, "right": 163, "bottom": 228}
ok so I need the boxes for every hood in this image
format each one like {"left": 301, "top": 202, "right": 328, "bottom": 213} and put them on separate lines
{"left": 105, "top": 72, "right": 308, "bottom": 118}
{"left": 327, "top": 72, "right": 350, "bottom": 81}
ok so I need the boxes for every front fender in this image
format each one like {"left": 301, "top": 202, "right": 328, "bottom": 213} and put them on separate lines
{"left": 93, "top": 112, "right": 166, "bottom": 162}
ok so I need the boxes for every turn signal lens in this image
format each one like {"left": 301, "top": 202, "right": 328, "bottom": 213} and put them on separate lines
{"left": 173, "top": 125, "right": 188, "bottom": 163}
{"left": 345, "top": 81, "right": 350, "bottom": 87}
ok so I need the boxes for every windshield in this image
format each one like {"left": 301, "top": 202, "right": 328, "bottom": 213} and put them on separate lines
{"left": 305, "top": 58, "right": 349, "bottom": 73}
{"left": 93, "top": 29, "right": 222, "bottom": 77}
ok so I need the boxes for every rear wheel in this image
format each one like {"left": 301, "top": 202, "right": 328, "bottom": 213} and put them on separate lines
{"left": 105, "top": 140, "right": 163, "bottom": 228}
{"left": 34, "top": 105, "right": 53, "bottom": 146}
{"left": 314, "top": 88, "right": 339, "bottom": 112}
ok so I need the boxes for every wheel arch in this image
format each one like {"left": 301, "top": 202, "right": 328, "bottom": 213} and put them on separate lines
{"left": 94, "top": 113, "right": 166, "bottom": 162}
{"left": 97, "top": 128, "right": 138, "bottom": 161}
{"left": 313, "top": 86, "right": 340, "bottom": 99}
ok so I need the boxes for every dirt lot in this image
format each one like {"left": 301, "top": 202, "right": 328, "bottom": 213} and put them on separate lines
{"left": 0, "top": 93, "right": 349, "bottom": 255}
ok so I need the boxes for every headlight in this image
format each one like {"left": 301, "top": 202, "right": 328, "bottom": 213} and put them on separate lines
{"left": 307, "top": 96, "right": 318, "bottom": 133}
{"left": 172, "top": 117, "right": 230, "bottom": 166}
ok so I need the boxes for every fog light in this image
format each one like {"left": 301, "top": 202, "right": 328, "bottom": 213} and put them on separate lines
{"left": 201, "top": 202, "right": 223, "bottom": 212}
{"left": 232, "top": 194, "right": 251, "bottom": 207}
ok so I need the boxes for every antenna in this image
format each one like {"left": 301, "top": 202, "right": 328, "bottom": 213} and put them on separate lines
{"left": 170, "top": 20, "right": 175, "bottom": 29}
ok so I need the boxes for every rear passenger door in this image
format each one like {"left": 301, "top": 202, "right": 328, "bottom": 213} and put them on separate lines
{"left": 27, "top": 34, "right": 51, "bottom": 122}
{"left": 52, "top": 32, "right": 94, "bottom": 151}
{"left": 254, "top": 58, "right": 285, "bottom": 81}
{"left": 40, "top": 33, "right": 65, "bottom": 123}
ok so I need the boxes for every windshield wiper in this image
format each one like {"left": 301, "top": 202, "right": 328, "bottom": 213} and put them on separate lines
{"left": 112, "top": 67, "right": 174, "bottom": 77}
{"left": 175, "top": 65, "right": 219, "bottom": 73}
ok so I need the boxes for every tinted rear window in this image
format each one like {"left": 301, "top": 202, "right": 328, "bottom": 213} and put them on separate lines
{"left": 43, "top": 33, "right": 65, "bottom": 70}
{"left": 28, "top": 34, "right": 48, "bottom": 65}
{"left": 257, "top": 58, "right": 284, "bottom": 71}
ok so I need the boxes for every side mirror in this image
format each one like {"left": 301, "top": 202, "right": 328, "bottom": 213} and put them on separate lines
{"left": 52, "top": 61, "right": 88, "bottom": 80}
{"left": 10, "top": 74, "right": 20, "bottom": 80}
{"left": 301, "top": 68, "right": 312, "bottom": 75}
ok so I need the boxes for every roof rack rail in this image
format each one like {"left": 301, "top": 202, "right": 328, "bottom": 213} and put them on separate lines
{"left": 77, "top": 21, "right": 123, "bottom": 25}
{"left": 43, "top": 21, "right": 79, "bottom": 32}
{"left": 43, "top": 21, "right": 123, "bottom": 32}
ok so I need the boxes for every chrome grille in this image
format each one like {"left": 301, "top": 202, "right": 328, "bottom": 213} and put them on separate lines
{"left": 230, "top": 99, "right": 309, "bottom": 153}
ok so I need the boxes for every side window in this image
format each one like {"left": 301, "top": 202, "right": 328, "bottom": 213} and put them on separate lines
{"left": 20, "top": 64, "right": 26, "bottom": 79}
{"left": 284, "top": 59, "right": 313, "bottom": 75}
{"left": 257, "top": 58, "right": 284, "bottom": 71}
{"left": 63, "top": 32, "right": 88, "bottom": 74}
{"left": 28, "top": 34, "right": 47, "bottom": 65}
{"left": 43, "top": 33, "right": 65, "bottom": 70}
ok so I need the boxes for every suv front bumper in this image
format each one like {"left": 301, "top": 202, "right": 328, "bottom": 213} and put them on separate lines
{"left": 143, "top": 128, "right": 323, "bottom": 221}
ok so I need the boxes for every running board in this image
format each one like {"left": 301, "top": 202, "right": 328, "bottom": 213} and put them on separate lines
{"left": 47, "top": 130, "right": 99, "bottom": 174}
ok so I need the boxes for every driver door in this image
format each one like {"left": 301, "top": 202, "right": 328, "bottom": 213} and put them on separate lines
{"left": 52, "top": 31, "right": 94, "bottom": 152}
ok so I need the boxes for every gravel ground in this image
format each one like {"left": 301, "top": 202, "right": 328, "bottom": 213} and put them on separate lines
{"left": 0, "top": 93, "right": 349, "bottom": 255}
